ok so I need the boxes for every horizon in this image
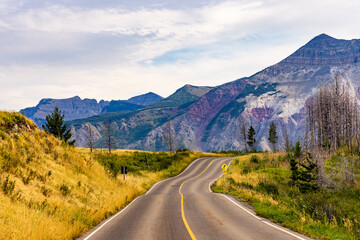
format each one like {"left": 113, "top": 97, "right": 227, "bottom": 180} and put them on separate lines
{"left": 1, "top": 0, "right": 360, "bottom": 111}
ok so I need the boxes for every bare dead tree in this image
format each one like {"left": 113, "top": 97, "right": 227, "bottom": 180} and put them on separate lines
{"left": 86, "top": 123, "right": 96, "bottom": 153}
{"left": 305, "top": 76, "right": 359, "bottom": 153}
{"left": 104, "top": 117, "right": 117, "bottom": 154}
{"left": 164, "top": 121, "right": 174, "bottom": 153}
{"left": 239, "top": 116, "right": 248, "bottom": 152}
{"left": 282, "top": 124, "right": 290, "bottom": 151}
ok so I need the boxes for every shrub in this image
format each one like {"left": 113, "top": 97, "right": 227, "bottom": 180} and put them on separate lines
{"left": 250, "top": 155, "right": 260, "bottom": 163}
{"left": 60, "top": 184, "right": 71, "bottom": 196}
{"left": 256, "top": 181, "right": 279, "bottom": 195}
{"left": 2, "top": 175, "right": 15, "bottom": 195}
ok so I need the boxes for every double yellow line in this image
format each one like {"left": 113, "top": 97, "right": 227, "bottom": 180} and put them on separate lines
{"left": 178, "top": 159, "right": 217, "bottom": 240}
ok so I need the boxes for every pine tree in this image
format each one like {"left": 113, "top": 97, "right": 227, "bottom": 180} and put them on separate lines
{"left": 247, "top": 125, "right": 256, "bottom": 151}
{"left": 268, "top": 122, "right": 278, "bottom": 152}
{"left": 43, "top": 106, "right": 75, "bottom": 145}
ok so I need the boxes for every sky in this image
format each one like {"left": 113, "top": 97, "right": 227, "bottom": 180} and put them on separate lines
{"left": 1, "top": 0, "right": 360, "bottom": 111}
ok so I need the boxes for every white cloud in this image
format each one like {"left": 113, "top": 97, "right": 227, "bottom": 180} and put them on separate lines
{"left": 1, "top": 0, "right": 360, "bottom": 110}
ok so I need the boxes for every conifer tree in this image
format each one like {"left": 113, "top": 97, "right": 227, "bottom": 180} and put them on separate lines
{"left": 247, "top": 125, "right": 256, "bottom": 151}
{"left": 268, "top": 122, "right": 278, "bottom": 152}
{"left": 43, "top": 106, "right": 75, "bottom": 145}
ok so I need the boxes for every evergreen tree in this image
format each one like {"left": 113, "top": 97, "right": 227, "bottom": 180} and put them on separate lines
{"left": 268, "top": 122, "right": 278, "bottom": 152}
{"left": 294, "top": 140, "right": 301, "bottom": 158}
{"left": 247, "top": 125, "right": 256, "bottom": 151}
{"left": 43, "top": 107, "right": 75, "bottom": 145}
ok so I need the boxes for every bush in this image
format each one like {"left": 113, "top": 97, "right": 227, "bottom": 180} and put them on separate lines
{"left": 2, "top": 175, "right": 15, "bottom": 195}
{"left": 250, "top": 155, "right": 260, "bottom": 163}
{"left": 60, "top": 184, "right": 71, "bottom": 196}
{"left": 256, "top": 181, "right": 279, "bottom": 195}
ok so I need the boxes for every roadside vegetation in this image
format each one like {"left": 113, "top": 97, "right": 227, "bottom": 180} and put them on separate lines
{"left": 0, "top": 111, "right": 226, "bottom": 240}
{"left": 213, "top": 151, "right": 360, "bottom": 240}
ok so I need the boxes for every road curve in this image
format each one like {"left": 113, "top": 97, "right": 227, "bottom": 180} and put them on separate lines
{"left": 79, "top": 157, "right": 312, "bottom": 240}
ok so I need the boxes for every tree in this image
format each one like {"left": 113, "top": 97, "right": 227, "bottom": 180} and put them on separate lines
{"left": 268, "top": 122, "right": 278, "bottom": 152}
{"left": 104, "top": 118, "right": 117, "bottom": 154}
{"left": 86, "top": 123, "right": 96, "bottom": 153}
{"left": 239, "top": 116, "right": 248, "bottom": 152}
{"left": 247, "top": 125, "right": 256, "bottom": 151}
{"left": 282, "top": 125, "right": 290, "bottom": 151}
{"left": 43, "top": 106, "right": 75, "bottom": 145}
{"left": 164, "top": 121, "right": 174, "bottom": 153}
{"left": 294, "top": 140, "right": 301, "bottom": 158}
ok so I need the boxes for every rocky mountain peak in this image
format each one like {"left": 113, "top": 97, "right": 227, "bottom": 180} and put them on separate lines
{"left": 280, "top": 34, "right": 360, "bottom": 66}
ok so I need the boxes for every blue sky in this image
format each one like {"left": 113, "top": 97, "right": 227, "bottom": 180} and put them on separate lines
{"left": 1, "top": 0, "right": 360, "bottom": 110}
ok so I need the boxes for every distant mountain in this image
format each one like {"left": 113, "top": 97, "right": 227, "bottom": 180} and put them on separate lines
{"left": 127, "top": 92, "right": 163, "bottom": 106}
{"left": 20, "top": 96, "right": 109, "bottom": 127}
{"left": 20, "top": 92, "right": 163, "bottom": 127}
{"left": 69, "top": 84, "right": 213, "bottom": 148}
{"left": 100, "top": 101, "right": 144, "bottom": 114}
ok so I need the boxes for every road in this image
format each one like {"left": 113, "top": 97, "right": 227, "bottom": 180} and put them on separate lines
{"left": 79, "top": 157, "right": 312, "bottom": 240}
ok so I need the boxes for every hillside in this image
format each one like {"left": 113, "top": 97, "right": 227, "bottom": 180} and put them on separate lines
{"left": 70, "top": 34, "right": 360, "bottom": 151}
{"left": 213, "top": 152, "right": 360, "bottom": 239}
{"left": 0, "top": 111, "right": 221, "bottom": 239}
{"left": 69, "top": 84, "right": 213, "bottom": 149}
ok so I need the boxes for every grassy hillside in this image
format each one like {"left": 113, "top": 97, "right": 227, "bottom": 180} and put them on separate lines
{"left": 213, "top": 152, "right": 360, "bottom": 240}
{"left": 0, "top": 111, "right": 222, "bottom": 240}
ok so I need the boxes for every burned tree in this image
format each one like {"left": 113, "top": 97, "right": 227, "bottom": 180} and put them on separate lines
{"left": 104, "top": 118, "right": 117, "bottom": 154}
{"left": 305, "top": 76, "right": 359, "bottom": 153}
{"left": 239, "top": 116, "right": 248, "bottom": 152}
{"left": 282, "top": 125, "right": 291, "bottom": 151}
{"left": 86, "top": 123, "right": 96, "bottom": 153}
{"left": 164, "top": 121, "right": 175, "bottom": 153}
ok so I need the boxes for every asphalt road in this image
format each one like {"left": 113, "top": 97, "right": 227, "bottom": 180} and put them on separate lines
{"left": 79, "top": 157, "right": 312, "bottom": 240}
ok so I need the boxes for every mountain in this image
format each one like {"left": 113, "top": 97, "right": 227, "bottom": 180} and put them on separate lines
{"left": 20, "top": 92, "right": 164, "bottom": 127}
{"left": 20, "top": 96, "right": 110, "bottom": 127}
{"left": 100, "top": 101, "right": 144, "bottom": 114}
{"left": 70, "top": 34, "right": 360, "bottom": 151}
{"left": 127, "top": 92, "right": 163, "bottom": 106}
{"left": 69, "top": 84, "right": 213, "bottom": 149}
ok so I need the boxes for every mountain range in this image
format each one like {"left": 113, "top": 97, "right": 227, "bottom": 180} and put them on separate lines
{"left": 20, "top": 92, "right": 163, "bottom": 127}
{"left": 22, "top": 34, "right": 360, "bottom": 152}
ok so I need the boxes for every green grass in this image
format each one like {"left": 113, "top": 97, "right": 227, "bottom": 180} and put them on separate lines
{"left": 213, "top": 153, "right": 360, "bottom": 240}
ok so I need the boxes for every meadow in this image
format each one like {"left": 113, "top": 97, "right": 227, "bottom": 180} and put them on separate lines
{"left": 213, "top": 152, "right": 360, "bottom": 240}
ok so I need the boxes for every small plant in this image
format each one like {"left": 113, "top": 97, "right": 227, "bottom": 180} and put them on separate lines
{"left": 256, "top": 181, "right": 279, "bottom": 195}
{"left": 250, "top": 155, "right": 260, "bottom": 163}
{"left": 41, "top": 186, "right": 52, "bottom": 197}
{"left": 2, "top": 175, "right": 15, "bottom": 195}
{"left": 60, "top": 184, "right": 71, "bottom": 196}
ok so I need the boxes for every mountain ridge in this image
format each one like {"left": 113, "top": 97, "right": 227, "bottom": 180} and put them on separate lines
{"left": 68, "top": 34, "right": 360, "bottom": 151}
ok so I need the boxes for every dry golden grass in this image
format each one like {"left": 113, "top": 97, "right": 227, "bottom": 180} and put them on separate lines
{"left": 0, "top": 111, "right": 223, "bottom": 240}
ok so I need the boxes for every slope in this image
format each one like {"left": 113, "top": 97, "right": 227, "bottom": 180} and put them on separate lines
{"left": 0, "top": 111, "right": 223, "bottom": 240}
{"left": 69, "top": 84, "right": 213, "bottom": 149}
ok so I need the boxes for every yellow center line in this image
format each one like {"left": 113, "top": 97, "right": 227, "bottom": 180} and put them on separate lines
{"left": 179, "top": 159, "right": 217, "bottom": 240}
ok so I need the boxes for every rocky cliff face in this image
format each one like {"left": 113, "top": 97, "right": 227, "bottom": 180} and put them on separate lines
{"left": 20, "top": 96, "right": 109, "bottom": 127}
{"left": 70, "top": 34, "right": 360, "bottom": 151}
{"left": 20, "top": 92, "right": 164, "bottom": 127}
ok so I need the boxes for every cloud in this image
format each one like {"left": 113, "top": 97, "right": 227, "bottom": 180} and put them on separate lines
{"left": 1, "top": 0, "right": 360, "bottom": 110}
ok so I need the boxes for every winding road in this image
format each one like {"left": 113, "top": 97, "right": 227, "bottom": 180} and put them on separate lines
{"left": 79, "top": 157, "right": 312, "bottom": 240}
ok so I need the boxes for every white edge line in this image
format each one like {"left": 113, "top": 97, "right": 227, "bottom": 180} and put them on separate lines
{"left": 83, "top": 157, "right": 209, "bottom": 239}
{"left": 83, "top": 196, "right": 140, "bottom": 240}
{"left": 208, "top": 158, "right": 307, "bottom": 240}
